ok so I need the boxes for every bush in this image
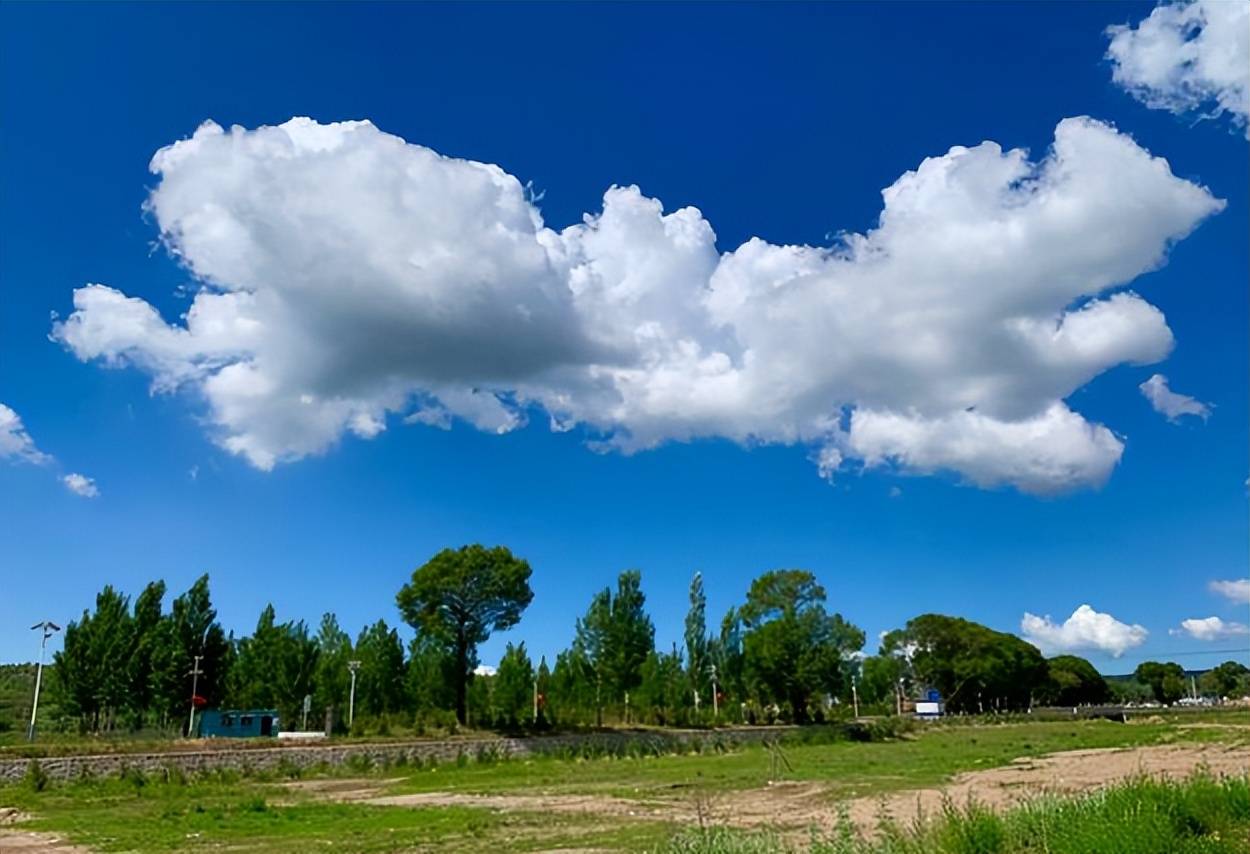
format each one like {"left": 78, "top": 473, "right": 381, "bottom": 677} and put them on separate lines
{"left": 23, "top": 760, "right": 49, "bottom": 792}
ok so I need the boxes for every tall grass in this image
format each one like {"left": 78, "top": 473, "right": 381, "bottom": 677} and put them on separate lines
{"left": 661, "top": 773, "right": 1250, "bottom": 854}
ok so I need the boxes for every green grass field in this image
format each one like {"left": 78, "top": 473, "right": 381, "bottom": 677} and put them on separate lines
{"left": 2, "top": 713, "right": 1247, "bottom": 852}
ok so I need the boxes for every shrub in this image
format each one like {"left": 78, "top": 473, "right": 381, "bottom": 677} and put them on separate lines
{"left": 23, "top": 760, "right": 49, "bottom": 792}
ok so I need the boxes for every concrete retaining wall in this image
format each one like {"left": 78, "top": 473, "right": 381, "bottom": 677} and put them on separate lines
{"left": 0, "top": 727, "right": 799, "bottom": 783}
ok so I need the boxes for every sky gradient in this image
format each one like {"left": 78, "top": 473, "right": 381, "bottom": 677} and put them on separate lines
{"left": 2, "top": 1, "right": 1247, "bottom": 675}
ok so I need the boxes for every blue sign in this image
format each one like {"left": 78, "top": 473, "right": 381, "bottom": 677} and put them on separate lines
{"left": 926, "top": 689, "right": 941, "bottom": 702}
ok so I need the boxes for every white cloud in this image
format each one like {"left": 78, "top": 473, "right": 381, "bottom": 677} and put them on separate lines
{"left": 62, "top": 473, "right": 99, "bottom": 498}
{"left": 54, "top": 117, "right": 1223, "bottom": 493}
{"left": 1173, "top": 616, "right": 1250, "bottom": 641}
{"left": 473, "top": 665, "right": 497, "bottom": 677}
{"left": 2, "top": 402, "right": 100, "bottom": 495}
{"left": 1210, "top": 578, "right": 1250, "bottom": 604}
{"left": 1021, "top": 604, "right": 1149, "bottom": 657}
{"left": 1107, "top": 0, "right": 1250, "bottom": 137}
{"left": 0, "top": 403, "right": 52, "bottom": 465}
{"left": 1140, "top": 373, "right": 1211, "bottom": 421}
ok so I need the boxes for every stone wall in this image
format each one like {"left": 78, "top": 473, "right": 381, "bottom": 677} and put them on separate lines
{"left": 0, "top": 726, "right": 799, "bottom": 783}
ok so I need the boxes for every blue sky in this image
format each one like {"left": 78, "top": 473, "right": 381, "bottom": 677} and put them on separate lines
{"left": 2, "top": 1, "right": 1247, "bottom": 674}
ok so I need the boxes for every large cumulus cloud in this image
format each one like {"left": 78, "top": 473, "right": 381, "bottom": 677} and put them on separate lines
{"left": 54, "top": 116, "right": 1222, "bottom": 491}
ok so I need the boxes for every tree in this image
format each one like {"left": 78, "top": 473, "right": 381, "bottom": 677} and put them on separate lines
{"left": 227, "top": 605, "right": 319, "bottom": 727}
{"left": 54, "top": 585, "right": 133, "bottom": 731}
{"left": 858, "top": 655, "right": 905, "bottom": 706}
{"left": 881, "top": 614, "right": 1045, "bottom": 713}
{"left": 406, "top": 632, "right": 456, "bottom": 716}
{"left": 710, "top": 607, "right": 745, "bottom": 716}
{"left": 1041, "top": 655, "right": 1109, "bottom": 706}
{"left": 549, "top": 647, "right": 597, "bottom": 726}
{"left": 354, "top": 620, "right": 406, "bottom": 719}
{"left": 1198, "top": 661, "right": 1250, "bottom": 699}
{"left": 636, "top": 645, "right": 689, "bottom": 725}
{"left": 572, "top": 570, "right": 655, "bottom": 722}
{"left": 127, "top": 581, "right": 167, "bottom": 728}
{"left": 165, "top": 575, "right": 230, "bottom": 727}
{"left": 313, "top": 613, "right": 353, "bottom": 726}
{"left": 740, "top": 570, "right": 864, "bottom": 722}
{"left": 1134, "top": 661, "right": 1186, "bottom": 705}
{"left": 684, "top": 573, "right": 709, "bottom": 710}
{"left": 493, "top": 642, "right": 535, "bottom": 727}
{"left": 396, "top": 544, "right": 534, "bottom": 724}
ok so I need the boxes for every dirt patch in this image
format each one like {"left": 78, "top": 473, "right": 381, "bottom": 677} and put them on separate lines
{"left": 347, "top": 743, "right": 1248, "bottom": 838}
{"left": 838, "top": 743, "right": 1249, "bottom": 833}
{"left": 0, "top": 829, "right": 90, "bottom": 853}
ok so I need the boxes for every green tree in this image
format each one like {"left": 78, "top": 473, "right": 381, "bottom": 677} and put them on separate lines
{"left": 709, "top": 607, "right": 745, "bottom": 717}
{"left": 684, "top": 572, "right": 709, "bottom": 710}
{"left": 636, "top": 645, "right": 689, "bottom": 725}
{"left": 396, "top": 544, "right": 534, "bottom": 724}
{"left": 740, "top": 570, "right": 864, "bottom": 722}
{"left": 493, "top": 642, "right": 535, "bottom": 727}
{"left": 54, "top": 585, "right": 133, "bottom": 731}
{"left": 312, "top": 613, "right": 353, "bottom": 728}
{"left": 127, "top": 580, "right": 167, "bottom": 727}
{"left": 883, "top": 614, "right": 1046, "bottom": 713}
{"left": 1134, "top": 661, "right": 1186, "bottom": 705}
{"left": 858, "top": 654, "right": 905, "bottom": 707}
{"left": 227, "top": 605, "right": 319, "bottom": 728}
{"left": 165, "top": 575, "right": 230, "bottom": 729}
{"left": 549, "top": 647, "right": 596, "bottom": 726}
{"left": 1198, "top": 661, "right": 1250, "bottom": 699}
{"left": 1041, "top": 655, "right": 1109, "bottom": 706}
{"left": 354, "top": 619, "right": 405, "bottom": 719}
{"left": 572, "top": 570, "right": 655, "bottom": 722}
{"left": 535, "top": 656, "right": 552, "bottom": 727}
{"left": 406, "top": 632, "right": 456, "bottom": 716}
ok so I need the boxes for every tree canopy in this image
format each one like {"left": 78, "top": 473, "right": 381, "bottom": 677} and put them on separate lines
{"left": 396, "top": 544, "right": 533, "bottom": 723}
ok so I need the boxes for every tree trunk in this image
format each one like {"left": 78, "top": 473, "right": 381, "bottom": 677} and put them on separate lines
{"left": 454, "top": 637, "right": 469, "bottom": 725}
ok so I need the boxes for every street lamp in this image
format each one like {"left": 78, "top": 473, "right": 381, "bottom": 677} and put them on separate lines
{"left": 347, "top": 660, "right": 361, "bottom": 729}
{"left": 28, "top": 621, "right": 61, "bottom": 741}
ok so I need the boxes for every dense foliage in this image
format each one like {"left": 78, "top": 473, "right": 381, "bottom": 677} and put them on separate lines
{"left": 29, "top": 543, "right": 1240, "bottom": 735}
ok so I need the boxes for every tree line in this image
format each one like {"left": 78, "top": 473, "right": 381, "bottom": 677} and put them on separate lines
{"left": 41, "top": 544, "right": 1250, "bottom": 735}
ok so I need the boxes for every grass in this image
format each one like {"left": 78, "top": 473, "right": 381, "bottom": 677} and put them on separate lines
{"left": 380, "top": 717, "right": 1235, "bottom": 801}
{"left": 2, "top": 716, "right": 1247, "bottom": 852}
{"left": 661, "top": 772, "right": 1250, "bottom": 853}
{"left": 1, "top": 773, "right": 676, "bottom": 852}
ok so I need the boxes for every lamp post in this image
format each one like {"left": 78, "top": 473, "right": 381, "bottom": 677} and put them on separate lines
{"left": 707, "top": 663, "right": 720, "bottom": 718}
{"left": 347, "top": 660, "right": 361, "bottom": 729}
{"left": 27, "top": 621, "right": 61, "bottom": 741}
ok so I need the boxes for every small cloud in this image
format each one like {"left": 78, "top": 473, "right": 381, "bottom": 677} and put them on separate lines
{"left": 188, "top": 465, "right": 199, "bottom": 481}
{"left": 888, "top": 486, "right": 902, "bottom": 498}
{"left": 1020, "top": 604, "right": 1148, "bottom": 657}
{"left": 0, "top": 403, "right": 53, "bottom": 465}
{"left": 1172, "top": 616, "right": 1250, "bottom": 642}
{"left": 1139, "top": 374, "right": 1211, "bottom": 423}
{"left": 1210, "top": 578, "right": 1250, "bottom": 605}
{"left": 814, "top": 446, "right": 843, "bottom": 483}
{"left": 473, "top": 665, "right": 497, "bottom": 677}
{"left": 62, "top": 472, "right": 100, "bottom": 498}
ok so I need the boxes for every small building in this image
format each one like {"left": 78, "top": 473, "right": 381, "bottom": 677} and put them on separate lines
{"left": 914, "top": 688, "right": 945, "bottom": 720}
{"left": 197, "top": 709, "right": 280, "bottom": 738}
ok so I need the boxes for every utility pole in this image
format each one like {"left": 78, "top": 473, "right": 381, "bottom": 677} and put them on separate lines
{"left": 187, "top": 655, "right": 204, "bottom": 737}
{"left": 27, "top": 621, "right": 61, "bottom": 741}
{"left": 532, "top": 677, "right": 539, "bottom": 724}
{"left": 708, "top": 664, "right": 719, "bottom": 718}
{"left": 347, "top": 660, "right": 361, "bottom": 729}
{"left": 851, "top": 677, "right": 860, "bottom": 719}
